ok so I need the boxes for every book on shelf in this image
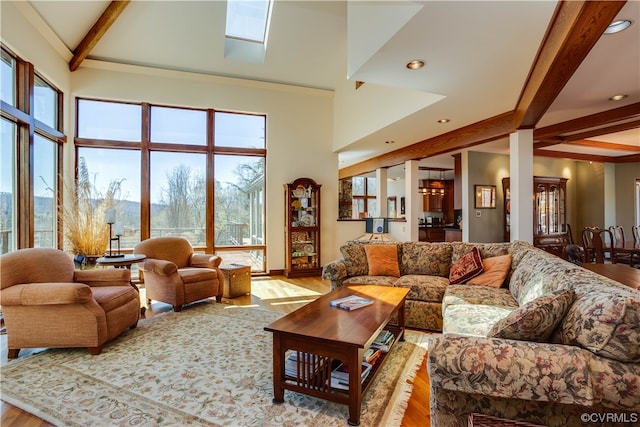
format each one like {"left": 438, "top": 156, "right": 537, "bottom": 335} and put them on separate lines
{"left": 363, "top": 347, "right": 383, "bottom": 365}
{"left": 327, "top": 362, "right": 373, "bottom": 390}
{"left": 370, "top": 329, "right": 395, "bottom": 353}
{"left": 329, "top": 295, "right": 374, "bottom": 311}
{"left": 285, "top": 351, "right": 322, "bottom": 380}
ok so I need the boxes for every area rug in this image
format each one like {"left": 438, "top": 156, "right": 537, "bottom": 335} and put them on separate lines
{"left": 1, "top": 301, "right": 430, "bottom": 426}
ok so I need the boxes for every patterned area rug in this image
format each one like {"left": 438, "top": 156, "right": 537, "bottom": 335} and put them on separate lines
{"left": 1, "top": 301, "right": 430, "bottom": 426}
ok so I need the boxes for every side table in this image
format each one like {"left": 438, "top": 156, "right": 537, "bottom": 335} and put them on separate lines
{"left": 220, "top": 264, "right": 251, "bottom": 298}
{"left": 97, "top": 254, "right": 147, "bottom": 315}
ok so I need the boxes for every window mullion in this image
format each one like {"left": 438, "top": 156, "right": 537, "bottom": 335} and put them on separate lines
{"left": 140, "top": 102, "right": 151, "bottom": 242}
{"left": 207, "top": 109, "right": 215, "bottom": 253}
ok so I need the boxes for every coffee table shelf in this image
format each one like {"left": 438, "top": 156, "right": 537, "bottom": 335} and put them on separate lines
{"left": 282, "top": 323, "right": 401, "bottom": 395}
{"left": 265, "top": 285, "right": 409, "bottom": 426}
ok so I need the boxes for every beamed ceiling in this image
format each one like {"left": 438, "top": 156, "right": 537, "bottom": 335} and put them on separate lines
{"left": 18, "top": 0, "right": 640, "bottom": 179}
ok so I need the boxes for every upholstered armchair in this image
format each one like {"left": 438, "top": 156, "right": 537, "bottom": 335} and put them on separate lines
{"left": 0, "top": 248, "right": 140, "bottom": 359}
{"left": 134, "top": 237, "right": 224, "bottom": 312}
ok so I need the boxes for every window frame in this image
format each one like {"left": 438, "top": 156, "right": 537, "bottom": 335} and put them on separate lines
{"left": 0, "top": 44, "right": 65, "bottom": 251}
{"left": 74, "top": 98, "right": 267, "bottom": 272}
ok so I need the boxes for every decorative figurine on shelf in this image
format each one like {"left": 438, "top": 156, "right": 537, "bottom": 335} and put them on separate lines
{"left": 104, "top": 208, "right": 125, "bottom": 258}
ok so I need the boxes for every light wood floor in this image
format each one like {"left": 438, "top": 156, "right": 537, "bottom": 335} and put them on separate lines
{"left": 1, "top": 275, "right": 430, "bottom": 426}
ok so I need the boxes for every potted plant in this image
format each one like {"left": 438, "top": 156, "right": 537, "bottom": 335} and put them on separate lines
{"left": 61, "top": 157, "right": 123, "bottom": 265}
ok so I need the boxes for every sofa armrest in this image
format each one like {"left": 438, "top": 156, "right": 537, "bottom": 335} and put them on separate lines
{"left": 427, "top": 334, "right": 595, "bottom": 407}
{"left": 0, "top": 283, "right": 93, "bottom": 306}
{"left": 141, "top": 259, "right": 178, "bottom": 277}
{"left": 190, "top": 253, "right": 222, "bottom": 268}
{"left": 74, "top": 269, "right": 130, "bottom": 287}
{"left": 321, "top": 260, "right": 348, "bottom": 290}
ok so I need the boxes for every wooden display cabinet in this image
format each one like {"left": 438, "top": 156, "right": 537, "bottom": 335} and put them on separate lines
{"left": 503, "top": 176, "right": 571, "bottom": 258}
{"left": 284, "top": 178, "right": 322, "bottom": 277}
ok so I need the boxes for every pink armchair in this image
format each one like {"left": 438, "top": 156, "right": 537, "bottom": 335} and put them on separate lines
{"left": 0, "top": 248, "right": 140, "bottom": 358}
{"left": 134, "top": 237, "right": 224, "bottom": 312}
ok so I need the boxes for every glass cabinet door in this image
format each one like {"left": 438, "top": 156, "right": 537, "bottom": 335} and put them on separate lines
{"left": 285, "top": 178, "right": 322, "bottom": 278}
{"left": 548, "top": 184, "right": 558, "bottom": 233}
{"left": 536, "top": 184, "right": 547, "bottom": 234}
{"left": 559, "top": 187, "right": 566, "bottom": 232}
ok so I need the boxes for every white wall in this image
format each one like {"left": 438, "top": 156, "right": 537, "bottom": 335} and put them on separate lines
{"left": 1, "top": 2, "right": 342, "bottom": 271}
{"left": 1, "top": 1, "right": 72, "bottom": 159}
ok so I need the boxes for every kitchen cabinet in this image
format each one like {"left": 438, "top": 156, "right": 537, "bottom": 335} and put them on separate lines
{"left": 419, "top": 226, "right": 445, "bottom": 242}
{"left": 423, "top": 193, "right": 443, "bottom": 211}
{"left": 444, "top": 228, "right": 462, "bottom": 242}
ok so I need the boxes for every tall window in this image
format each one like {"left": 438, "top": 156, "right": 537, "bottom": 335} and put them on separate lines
{"left": 33, "top": 135, "right": 56, "bottom": 247}
{"left": 0, "top": 119, "right": 16, "bottom": 253}
{"left": 214, "top": 112, "right": 266, "bottom": 271}
{"left": 0, "top": 46, "right": 64, "bottom": 252}
{"left": 75, "top": 99, "right": 267, "bottom": 272}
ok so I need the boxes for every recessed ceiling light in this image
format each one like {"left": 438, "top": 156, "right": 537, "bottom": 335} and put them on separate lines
{"left": 604, "top": 19, "right": 632, "bottom": 34}
{"left": 609, "top": 94, "right": 628, "bottom": 101}
{"left": 406, "top": 60, "right": 425, "bottom": 70}
{"left": 437, "top": 119, "right": 450, "bottom": 123}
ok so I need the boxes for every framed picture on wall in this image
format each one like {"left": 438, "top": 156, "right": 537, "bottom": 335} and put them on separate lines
{"left": 475, "top": 185, "right": 496, "bottom": 209}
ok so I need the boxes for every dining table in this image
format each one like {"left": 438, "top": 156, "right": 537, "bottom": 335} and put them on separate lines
{"left": 612, "top": 240, "right": 640, "bottom": 267}
{"left": 580, "top": 263, "right": 640, "bottom": 290}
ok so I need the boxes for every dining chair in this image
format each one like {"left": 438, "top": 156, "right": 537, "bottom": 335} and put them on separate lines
{"left": 608, "top": 225, "right": 637, "bottom": 266}
{"left": 582, "top": 227, "right": 615, "bottom": 264}
{"left": 633, "top": 225, "right": 640, "bottom": 243}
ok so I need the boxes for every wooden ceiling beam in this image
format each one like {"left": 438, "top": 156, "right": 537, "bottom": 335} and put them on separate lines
{"left": 534, "top": 149, "right": 640, "bottom": 163}
{"left": 69, "top": 0, "right": 131, "bottom": 72}
{"left": 534, "top": 139, "right": 565, "bottom": 149}
{"left": 339, "top": 1, "right": 631, "bottom": 180}
{"left": 564, "top": 139, "right": 640, "bottom": 152}
{"left": 515, "top": 1, "right": 626, "bottom": 128}
{"left": 558, "top": 119, "right": 640, "bottom": 142}
{"left": 534, "top": 102, "right": 640, "bottom": 140}
{"left": 339, "top": 111, "right": 517, "bottom": 179}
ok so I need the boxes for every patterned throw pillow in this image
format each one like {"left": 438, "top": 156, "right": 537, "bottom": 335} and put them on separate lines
{"left": 467, "top": 254, "right": 512, "bottom": 288}
{"left": 449, "top": 247, "right": 483, "bottom": 285}
{"left": 340, "top": 244, "right": 368, "bottom": 276}
{"left": 488, "top": 289, "right": 575, "bottom": 342}
{"left": 364, "top": 244, "right": 401, "bottom": 277}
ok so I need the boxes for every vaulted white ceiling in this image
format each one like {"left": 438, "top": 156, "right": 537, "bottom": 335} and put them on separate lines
{"left": 20, "top": 0, "right": 640, "bottom": 175}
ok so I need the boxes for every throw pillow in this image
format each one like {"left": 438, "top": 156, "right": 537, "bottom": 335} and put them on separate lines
{"left": 364, "top": 244, "right": 401, "bottom": 277}
{"left": 467, "top": 254, "right": 512, "bottom": 288}
{"left": 488, "top": 289, "right": 575, "bottom": 342}
{"left": 340, "top": 244, "right": 368, "bottom": 276}
{"left": 449, "top": 247, "right": 483, "bottom": 285}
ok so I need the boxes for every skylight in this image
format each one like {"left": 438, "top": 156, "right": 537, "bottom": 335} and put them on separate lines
{"left": 225, "top": 0, "right": 272, "bottom": 44}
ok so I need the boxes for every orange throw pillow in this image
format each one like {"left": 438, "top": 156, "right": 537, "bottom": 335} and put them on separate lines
{"left": 364, "top": 244, "right": 401, "bottom": 277}
{"left": 468, "top": 254, "right": 512, "bottom": 288}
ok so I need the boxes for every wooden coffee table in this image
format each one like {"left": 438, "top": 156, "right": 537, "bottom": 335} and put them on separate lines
{"left": 264, "top": 284, "right": 410, "bottom": 426}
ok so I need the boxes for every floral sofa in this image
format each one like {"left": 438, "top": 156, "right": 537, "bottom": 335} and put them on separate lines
{"left": 322, "top": 240, "right": 516, "bottom": 331}
{"left": 322, "top": 240, "right": 640, "bottom": 426}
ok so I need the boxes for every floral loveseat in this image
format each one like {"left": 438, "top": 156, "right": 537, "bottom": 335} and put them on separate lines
{"left": 322, "top": 240, "right": 640, "bottom": 426}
